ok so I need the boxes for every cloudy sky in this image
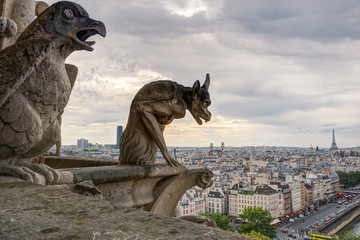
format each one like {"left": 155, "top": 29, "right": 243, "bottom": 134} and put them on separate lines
{"left": 46, "top": 0, "right": 360, "bottom": 148}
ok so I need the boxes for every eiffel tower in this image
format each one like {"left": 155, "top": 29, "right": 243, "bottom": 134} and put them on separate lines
{"left": 330, "top": 129, "right": 338, "bottom": 151}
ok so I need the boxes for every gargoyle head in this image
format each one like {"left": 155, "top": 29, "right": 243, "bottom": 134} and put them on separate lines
{"left": 189, "top": 74, "right": 212, "bottom": 125}
{"left": 19, "top": 1, "right": 106, "bottom": 57}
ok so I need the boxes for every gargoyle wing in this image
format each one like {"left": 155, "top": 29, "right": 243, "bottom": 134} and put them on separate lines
{"left": 0, "top": 39, "right": 53, "bottom": 108}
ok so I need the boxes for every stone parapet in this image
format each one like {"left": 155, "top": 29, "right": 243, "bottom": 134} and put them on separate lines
{"left": 0, "top": 181, "right": 254, "bottom": 240}
{"left": 36, "top": 156, "right": 213, "bottom": 217}
{"left": 35, "top": 156, "right": 118, "bottom": 168}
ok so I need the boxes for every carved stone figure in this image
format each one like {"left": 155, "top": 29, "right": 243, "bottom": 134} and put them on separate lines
{"left": 0, "top": 0, "right": 50, "bottom": 48}
{"left": 0, "top": 1, "right": 106, "bottom": 184}
{"left": 119, "top": 74, "right": 211, "bottom": 168}
{"left": 0, "top": 14, "right": 17, "bottom": 45}
{"left": 0, "top": 1, "right": 70, "bottom": 156}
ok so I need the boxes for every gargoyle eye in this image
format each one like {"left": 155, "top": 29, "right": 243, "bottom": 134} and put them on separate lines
{"left": 202, "top": 102, "right": 208, "bottom": 108}
{"left": 63, "top": 8, "right": 74, "bottom": 20}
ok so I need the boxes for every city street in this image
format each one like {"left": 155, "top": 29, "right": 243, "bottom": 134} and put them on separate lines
{"left": 277, "top": 198, "right": 359, "bottom": 239}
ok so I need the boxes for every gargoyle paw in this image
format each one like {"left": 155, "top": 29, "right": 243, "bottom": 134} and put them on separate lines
{"left": 0, "top": 162, "right": 70, "bottom": 185}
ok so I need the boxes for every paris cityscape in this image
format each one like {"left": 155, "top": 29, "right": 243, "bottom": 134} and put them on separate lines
{"left": 2, "top": 0, "right": 360, "bottom": 239}
{"left": 51, "top": 127, "right": 360, "bottom": 240}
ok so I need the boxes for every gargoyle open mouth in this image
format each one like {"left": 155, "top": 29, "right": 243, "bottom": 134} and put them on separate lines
{"left": 76, "top": 20, "right": 106, "bottom": 51}
{"left": 195, "top": 115, "right": 211, "bottom": 125}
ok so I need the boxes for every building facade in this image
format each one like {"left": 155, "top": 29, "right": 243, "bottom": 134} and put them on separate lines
{"left": 207, "top": 188, "right": 225, "bottom": 214}
{"left": 254, "top": 185, "right": 279, "bottom": 217}
{"left": 229, "top": 184, "right": 279, "bottom": 218}
{"left": 77, "top": 138, "right": 89, "bottom": 149}
{"left": 290, "top": 181, "right": 302, "bottom": 212}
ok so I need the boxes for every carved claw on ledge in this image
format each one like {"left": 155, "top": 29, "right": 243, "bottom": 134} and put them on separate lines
{"left": 177, "top": 215, "right": 217, "bottom": 227}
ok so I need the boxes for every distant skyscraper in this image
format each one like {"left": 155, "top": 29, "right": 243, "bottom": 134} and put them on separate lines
{"left": 330, "top": 129, "right": 338, "bottom": 151}
{"left": 77, "top": 138, "right": 89, "bottom": 149}
{"left": 116, "top": 125, "right": 123, "bottom": 149}
{"left": 173, "top": 148, "right": 177, "bottom": 161}
{"left": 221, "top": 142, "right": 225, "bottom": 152}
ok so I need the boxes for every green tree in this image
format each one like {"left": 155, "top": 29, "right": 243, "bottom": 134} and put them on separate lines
{"left": 238, "top": 206, "right": 277, "bottom": 238}
{"left": 199, "top": 212, "right": 230, "bottom": 231}
{"left": 339, "top": 230, "right": 360, "bottom": 240}
{"left": 336, "top": 170, "right": 360, "bottom": 187}
{"left": 243, "top": 230, "right": 269, "bottom": 240}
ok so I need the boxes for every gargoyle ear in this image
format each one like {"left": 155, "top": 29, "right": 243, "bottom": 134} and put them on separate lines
{"left": 192, "top": 80, "right": 201, "bottom": 97}
{"left": 202, "top": 73, "right": 210, "bottom": 90}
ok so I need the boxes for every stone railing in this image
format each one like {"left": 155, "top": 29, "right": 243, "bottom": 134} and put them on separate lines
{"left": 36, "top": 156, "right": 213, "bottom": 217}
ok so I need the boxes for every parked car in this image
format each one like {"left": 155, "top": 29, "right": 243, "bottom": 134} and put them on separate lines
{"left": 299, "top": 214, "right": 304, "bottom": 218}
{"left": 336, "top": 205, "right": 341, "bottom": 208}
{"left": 289, "top": 218, "right": 295, "bottom": 223}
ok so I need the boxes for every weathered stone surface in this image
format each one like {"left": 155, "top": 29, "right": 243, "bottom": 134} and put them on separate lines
{"left": 119, "top": 74, "right": 211, "bottom": 168}
{"left": 70, "top": 165, "right": 147, "bottom": 184}
{"left": 74, "top": 180, "right": 101, "bottom": 195}
{"left": 60, "top": 162, "right": 212, "bottom": 216}
{"left": 67, "top": 164, "right": 187, "bottom": 185}
{"left": 0, "top": 182, "right": 254, "bottom": 240}
{"left": 177, "top": 215, "right": 217, "bottom": 227}
{"left": 0, "top": 1, "right": 106, "bottom": 184}
{"left": 35, "top": 156, "right": 118, "bottom": 169}
{"left": 144, "top": 169, "right": 214, "bottom": 216}
{"left": 7, "top": 157, "right": 214, "bottom": 217}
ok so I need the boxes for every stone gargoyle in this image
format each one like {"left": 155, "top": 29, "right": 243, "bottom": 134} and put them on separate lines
{"left": 0, "top": 0, "right": 49, "bottom": 50}
{"left": 0, "top": 1, "right": 106, "bottom": 185}
{"left": 119, "top": 74, "right": 212, "bottom": 168}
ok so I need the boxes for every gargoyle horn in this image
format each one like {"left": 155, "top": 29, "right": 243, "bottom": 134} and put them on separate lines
{"left": 202, "top": 73, "right": 210, "bottom": 90}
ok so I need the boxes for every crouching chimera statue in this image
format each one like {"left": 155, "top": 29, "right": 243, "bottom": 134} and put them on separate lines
{"left": 119, "top": 74, "right": 212, "bottom": 168}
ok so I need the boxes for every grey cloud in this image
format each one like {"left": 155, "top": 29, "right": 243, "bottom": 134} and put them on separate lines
{"left": 222, "top": 0, "right": 360, "bottom": 41}
{"left": 41, "top": 0, "right": 360, "bottom": 147}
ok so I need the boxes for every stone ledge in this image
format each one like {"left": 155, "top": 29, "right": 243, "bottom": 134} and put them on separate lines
{"left": 36, "top": 156, "right": 118, "bottom": 169}
{"left": 67, "top": 164, "right": 187, "bottom": 184}
{"left": 0, "top": 182, "right": 253, "bottom": 240}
